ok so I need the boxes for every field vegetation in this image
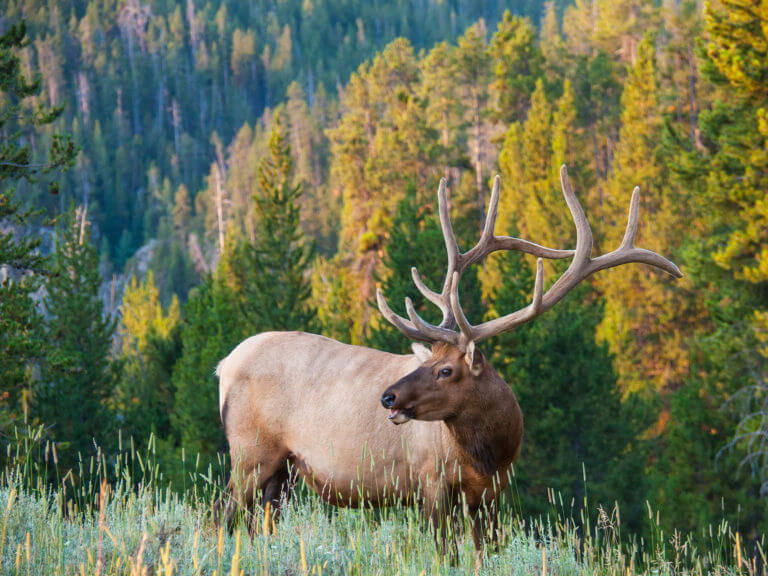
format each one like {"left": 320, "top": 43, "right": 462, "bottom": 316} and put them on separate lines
{"left": 0, "top": 427, "right": 760, "bottom": 574}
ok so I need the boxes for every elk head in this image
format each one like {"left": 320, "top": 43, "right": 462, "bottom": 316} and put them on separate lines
{"left": 378, "top": 165, "right": 682, "bottom": 425}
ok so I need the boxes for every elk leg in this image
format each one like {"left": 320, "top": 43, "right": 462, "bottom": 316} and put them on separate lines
{"left": 213, "top": 478, "right": 239, "bottom": 533}
{"left": 213, "top": 446, "right": 261, "bottom": 534}
{"left": 258, "top": 463, "right": 293, "bottom": 530}
{"left": 224, "top": 442, "right": 289, "bottom": 534}
{"left": 423, "top": 491, "right": 459, "bottom": 564}
{"left": 469, "top": 503, "right": 500, "bottom": 552}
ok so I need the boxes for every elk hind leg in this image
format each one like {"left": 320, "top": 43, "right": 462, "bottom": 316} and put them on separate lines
{"left": 213, "top": 477, "right": 240, "bottom": 533}
{"left": 258, "top": 462, "right": 295, "bottom": 532}
{"left": 219, "top": 444, "right": 288, "bottom": 534}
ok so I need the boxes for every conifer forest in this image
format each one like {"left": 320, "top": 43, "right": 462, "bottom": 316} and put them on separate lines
{"left": 1, "top": 0, "right": 768, "bottom": 573}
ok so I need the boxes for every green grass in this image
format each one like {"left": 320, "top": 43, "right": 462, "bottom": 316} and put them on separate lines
{"left": 0, "top": 428, "right": 761, "bottom": 575}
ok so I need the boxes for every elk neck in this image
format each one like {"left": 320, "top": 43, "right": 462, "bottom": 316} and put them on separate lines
{"left": 442, "top": 374, "right": 523, "bottom": 478}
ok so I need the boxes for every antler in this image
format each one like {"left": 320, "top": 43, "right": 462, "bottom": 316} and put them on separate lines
{"left": 377, "top": 165, "right": 682, "bottom": 347}
{"left": 377, "top": 173, "right": 576, "bottom": 344}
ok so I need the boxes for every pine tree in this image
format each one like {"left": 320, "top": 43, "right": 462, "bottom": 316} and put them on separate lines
{"left": 651, "top": 370, "right": 768, "bottom": 534}
{"left": 701, "top": 0, "right": 768, "bottom": 337}
{"left": 540, "top": 1, "right": 568, "bottom": 85}
{"left": 171, "top": 272, "right": 241, "bottom": 459}
{"left": 454, "top": 21, "right": 491, "bottom": 203}
{"left": 310, "top": 255, "right": 361, "bottom": 345}
{"left": 365, "top": 186, "right": 446, "bottom": 354}
{"left": 485, "top": 250, "right": 645, "bottom": 526}
{"left": 551, "top": 79, "right": 578, "bottom": 174}
{"left": 418, "top": 42, "right": 460, "bottom": 179}
{"left": 366, "top": 184, "right": 485, "bottom": 354}
{"left": 117, "top": 271, "right": 181, "bottom": 441}
{"left": 649, "top": 0, "right": 768, "bottom": 529}
{"left": 497, "top": 79, "right": 574, "bottom": 249}
{"left": 37, "top": 205, "right": 117, "bottom": 461}
{"left": 235, "top": 115, "right": 316, "bottom": 332}
{"left": 0, "top": 21, "right": 76, "bottom": 434}
{"left": 489, "top": 12, "right": 541, "bottom": 123}
{"left": 597, "top": 34, "right": 689, "bottom": 396}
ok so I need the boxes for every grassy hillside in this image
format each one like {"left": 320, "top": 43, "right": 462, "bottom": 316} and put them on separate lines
{"left": 0, "top": 430, "right": 755, "bottom": 575}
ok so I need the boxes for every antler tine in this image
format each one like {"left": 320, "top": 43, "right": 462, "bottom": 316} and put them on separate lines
{"left": 405, "top": 297, "right": 459, "bottom": 344}
{"left": 376, "top": 288, "right": 433, "bottom": 343}
{"left": 437, "top": 178, "right": 460, "bottom": 282}
{"left": 461, "top": 175, "right": 500, "bottom": 267}
{"left": 620, "top": 186, "right": 641, "bottom": 250}
{"left": 531, "top": 257, "right": 544, "bottom": 313}
{"left": 449, "top": 271, "right": 473, "bottom": 344}
{"left": 589, "top": 186, "right": 683, "bottom": 278}
{"left": 560, "top": 164, "right": 593, "bottom": 266}
{"left": 411, "top": 267, "right": 451, "bottom": 321}
{"left": 481, "top": 175, "right": 501, "bottom": 243}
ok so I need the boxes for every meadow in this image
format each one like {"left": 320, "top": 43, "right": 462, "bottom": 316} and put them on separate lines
{"left": 0, "top": 427, "right": 759, "bottom": 576}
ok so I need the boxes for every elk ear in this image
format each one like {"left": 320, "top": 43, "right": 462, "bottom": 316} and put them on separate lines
{"left": 411, "top": 342, "right": 433, "bottom": 363}
{"left": 464, "top": 341, "right": 484, "bottom": 376}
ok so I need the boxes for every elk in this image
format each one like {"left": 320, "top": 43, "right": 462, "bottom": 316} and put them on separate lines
{"left": 214, "top": 166, "right": 682, "bottom": 554}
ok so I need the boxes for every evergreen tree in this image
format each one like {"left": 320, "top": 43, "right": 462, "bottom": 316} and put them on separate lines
{"left": 701, "top": 0, "right": 768, "bottom": 509}
{"left": 485, "top": 251, "right": 645, "bottom": 526}
{"left": 170, "top": 270, "right": 241, "bottom": 460}
{"left": 454, "top": 21, "right": 491, "bottom": 202}
{"left": 36, "top": 205, "right": 117, "bottom": 461}
{"left": 551, "top": 79, "right": 579, "bottom": 174}
{"left": 366, "top": 186, "right": 447, "bottom": 354}
{"left": 117, "top": 271, "right": 181, "bottom": 441}
{"left": 540, "top": 1, "right": 568, "bottom": 86}
{"left": 0, "top": 21, "right": 76, "bottom": 434}
{"left": 651, "top": 369, "right": 767, "bottom": 534}
{"left": 418, "top": 42, "right": 461, "bottom": 179}
{"left": 489, "top": 12, "right": 541, "bottom": 123}
{"left": 497, "top": 79, "right": 576, "bottom": 249}
{"left": 647, "top": 0, "right": 768, "bottom": 534}
{"left": 367, "top": 184, "right": 485, "bottom": 354}
{"left": 700, "top": 0, "right": 768, "bottom": 345}
{"left": 597, "top": 34, "right": 689, "bottom": 396}
{"left": 310, "top": 255, "right": 361, "bottom": 345}
{"left": 235, "top": 115, "right": 316, "bottom": 332}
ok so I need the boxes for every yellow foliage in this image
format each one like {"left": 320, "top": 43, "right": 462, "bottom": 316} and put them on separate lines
{"left": 119, "top": 271, "right": 180, "bottom": 355}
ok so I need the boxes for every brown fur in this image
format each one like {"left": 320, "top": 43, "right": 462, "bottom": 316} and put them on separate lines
{"left": 215, "top": 331, "right": 523, "bottom": 554}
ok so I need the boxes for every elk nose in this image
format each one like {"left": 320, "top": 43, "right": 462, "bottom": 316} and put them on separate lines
{"left": 381, "top": 391, "right": 396, "bottom": 408}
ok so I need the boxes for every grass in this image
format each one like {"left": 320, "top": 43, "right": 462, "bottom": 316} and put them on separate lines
{"left": 0, "top": 428, "right": 762, "bottom": 575}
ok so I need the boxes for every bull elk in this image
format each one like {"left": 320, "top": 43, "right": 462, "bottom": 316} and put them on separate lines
{"left": 215, "top": 166, "right": 681, "bottom": 555}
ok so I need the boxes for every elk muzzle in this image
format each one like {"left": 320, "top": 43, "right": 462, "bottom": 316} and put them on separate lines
{"left": 381, "top": 370, "right": 426, "bottom": 425}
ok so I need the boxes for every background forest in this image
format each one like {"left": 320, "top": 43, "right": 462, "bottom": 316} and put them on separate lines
{"left": 1, "top": 0, "right": 767, "bottom": 546}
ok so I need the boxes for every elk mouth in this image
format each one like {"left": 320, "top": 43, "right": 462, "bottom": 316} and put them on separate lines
{"left": 388, "top": 407, "right": 415, "bottom": 425}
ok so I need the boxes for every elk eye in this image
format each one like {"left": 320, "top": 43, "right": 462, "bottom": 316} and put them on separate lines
{"left": 438, "top": 367, "right": 453, "bottom": 378}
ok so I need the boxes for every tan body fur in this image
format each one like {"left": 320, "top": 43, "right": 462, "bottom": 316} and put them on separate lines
{"left": 216, "top": 331, "right": 523, "bottom": 549}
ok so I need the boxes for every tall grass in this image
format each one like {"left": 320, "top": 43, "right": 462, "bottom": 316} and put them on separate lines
{"left": 0, "top": 427, "right": 762, "bottom": 575}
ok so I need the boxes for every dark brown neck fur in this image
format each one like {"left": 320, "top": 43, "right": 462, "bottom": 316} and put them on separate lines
{"left": 444, "top": 376, "right": 523, "bottom": 477}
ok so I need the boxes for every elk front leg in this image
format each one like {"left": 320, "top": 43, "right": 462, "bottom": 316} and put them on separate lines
{"left": 469, "top": 502, "right": 500, "bottom": 551}
{"left": 423, "top": 489, "right": 459, "bottom": 564}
